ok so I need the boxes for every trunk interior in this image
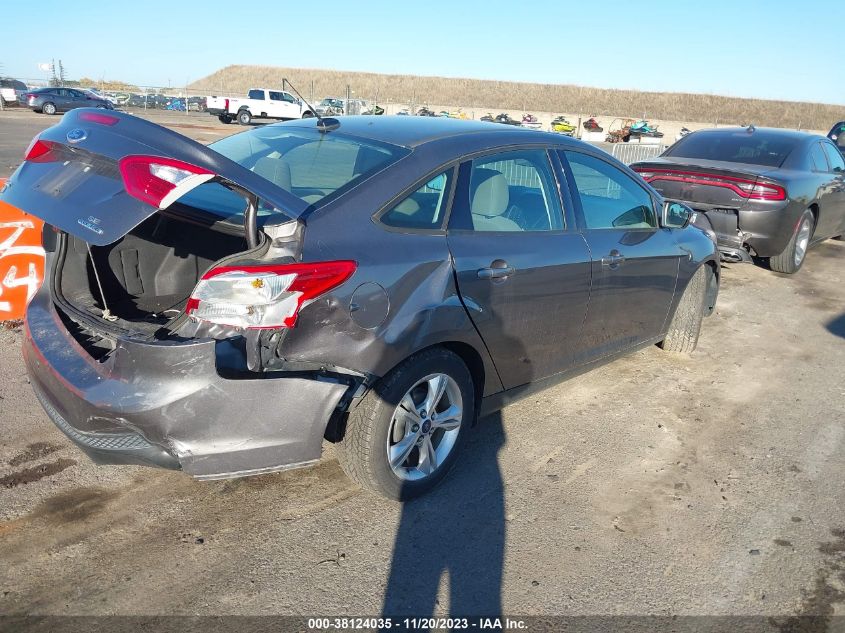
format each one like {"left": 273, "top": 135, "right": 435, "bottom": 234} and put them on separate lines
{"left": 57, "top": 213, "right": 248, "bottom": 337}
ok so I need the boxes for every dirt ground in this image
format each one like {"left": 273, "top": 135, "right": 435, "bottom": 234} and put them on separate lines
{"left": 0, "top": 108, "right": 843, "bottom": 625}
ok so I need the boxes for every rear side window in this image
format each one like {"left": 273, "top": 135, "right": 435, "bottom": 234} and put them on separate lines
{"left": 809, "top": 143, "right": 829, "bottom": 172}
{"left": 665, "top": 130, "right": 799, "bottom": 167}
{"left": 822, "top": 142, "right": 845, "bottom": 172}
{"left": 380, "top": 171, "right": 454, "bottom": 230}
{"left": 247, "top": 89, "right": 265, "bottom": 100}
{"left": 209, "top": 127, "right": 409, "bottom": 206}
{"left": 449, "top": 150, "right": 564, "bottom": 232}
{"left": 564, "top": 151, "right": 657, "bottom": 230}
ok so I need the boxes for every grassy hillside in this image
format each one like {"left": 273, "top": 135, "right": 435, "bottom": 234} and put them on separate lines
{"left": 190, "top": 65, "right": 844, "bottom": 130}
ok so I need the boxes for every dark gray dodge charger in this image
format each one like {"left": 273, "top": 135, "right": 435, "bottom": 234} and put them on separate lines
{"left": 633, "top": 126, "right": 845, "bottom": 274}
{"left": 1, "top": 110, "right": 719, "bottom": 499}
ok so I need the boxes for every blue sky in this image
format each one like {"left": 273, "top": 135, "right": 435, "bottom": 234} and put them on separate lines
{"left": 2, "top": 0, "right": 841, "bottom": 104}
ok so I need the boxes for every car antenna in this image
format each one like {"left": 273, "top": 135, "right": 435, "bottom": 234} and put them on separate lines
{"left": 283, "top": 77, "right": 339, "bottom": 133}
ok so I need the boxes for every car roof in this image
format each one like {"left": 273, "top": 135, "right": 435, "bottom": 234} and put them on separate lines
{"left": 282, "top": 115, "right": 562, "bottom": 148}
{"left": 689, "top": 126, "right": 825, "bottom": 143}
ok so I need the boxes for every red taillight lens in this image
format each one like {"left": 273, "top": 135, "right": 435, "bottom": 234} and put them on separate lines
{"left": 79, "top": 111, "right": 119, "bottom": 126}
{"left": 119, "top": 155, "right": 214, "bottom": 209}
{"left": 224, "top": 98, "right": 229, "bottom": 110}
{"left": 634, "top": 168, "right": 786, "bottom": 201}
{"left": 186, "top": 261, "right": 357, "bottom": 330}
{"left": 23, "top": 138, "right": 56, "bottom": 162}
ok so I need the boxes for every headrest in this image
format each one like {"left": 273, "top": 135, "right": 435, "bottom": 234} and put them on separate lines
{"left": 471, "top": 168, "right": 509, "bottom": 217}
{"left": 391, "top": 198, "right": 420, "bottom": 217}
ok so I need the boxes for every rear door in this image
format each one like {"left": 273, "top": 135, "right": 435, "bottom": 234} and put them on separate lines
{"left": 54, "top": 89, "right": 73, "bottom": 111}
{"left": 561, "top": 150, "right": 681, "bottom": 357}
{"left": 819, "top": 141, "right": 845, "bottom": 238}
{"left": 447, "top": 148, "right": 592, "bottom": 389}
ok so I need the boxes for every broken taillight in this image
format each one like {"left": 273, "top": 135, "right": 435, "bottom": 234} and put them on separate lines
{"left": 119, "top": 155, "right": 214, "bottom": 209}
{"left": 185, "top": 261, "right": 357, "bottom": 330}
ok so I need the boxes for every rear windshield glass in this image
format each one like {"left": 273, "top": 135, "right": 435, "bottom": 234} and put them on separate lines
{"left": 175, "top": 126, "right": 408, "bottom": 225}
{"left": 664, "top": 130, "right": 799, "bottom": 167}
{"left": 208, "top": 126, "right": 408, "bottom": 205}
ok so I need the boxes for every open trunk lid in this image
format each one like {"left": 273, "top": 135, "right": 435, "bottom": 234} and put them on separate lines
{"left": 0, "top": 108, "right": 307, "bottom": 246}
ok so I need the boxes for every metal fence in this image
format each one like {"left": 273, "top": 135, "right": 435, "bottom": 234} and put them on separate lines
{"left": 603, "top": 142, "right": 666, "bottom": 164}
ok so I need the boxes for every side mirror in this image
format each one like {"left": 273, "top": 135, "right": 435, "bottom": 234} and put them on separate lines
{"left": 661, "top": 201, "right": 692, "bottom": 229}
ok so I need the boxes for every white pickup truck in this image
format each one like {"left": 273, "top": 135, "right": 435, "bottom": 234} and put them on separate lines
{"left": 206, "top": 88, "right": 315, "bottom": 125}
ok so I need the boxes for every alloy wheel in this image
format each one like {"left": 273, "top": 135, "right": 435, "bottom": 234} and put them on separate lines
{"left": 794, "top": 216, "right": 812, "bottom": 267}
{"left": 386, "top": 373, "right": 463, "bottom": 481}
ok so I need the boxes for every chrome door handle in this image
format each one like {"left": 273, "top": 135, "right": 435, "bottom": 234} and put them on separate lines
{"left": 477, "top": 265, "right": 515, "bottom": 279}
{"left": 601, "top": 250, "right": 625, "bottom": 268}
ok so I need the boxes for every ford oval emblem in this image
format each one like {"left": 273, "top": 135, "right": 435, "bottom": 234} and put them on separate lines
{"left": 66, "top": 128, "right": 87, "bottom": 144}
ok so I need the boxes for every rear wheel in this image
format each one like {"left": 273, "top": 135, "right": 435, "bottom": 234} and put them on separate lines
{"left": 237, "top": 109, "right": 252, "bottom": 125}
{"left": 659, "top": 265, "right": 708, "bottom": 354}
{"left": 42, "top": 102, "right": 56, "bottom": 115}
{"left": 336, "top": 348, "right": 474, "bottom": 500}
{"left": 769, "top": 210, "right": 814, "bottom": 274}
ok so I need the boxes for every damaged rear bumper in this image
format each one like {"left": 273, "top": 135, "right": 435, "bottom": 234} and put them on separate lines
{"left": 23, "top": 291, "right": 352, "bottom": 479}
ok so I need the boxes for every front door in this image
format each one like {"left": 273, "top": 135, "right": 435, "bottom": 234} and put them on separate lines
{"left": 561, "top": 150, "right": 682, "bottom": 360}
{"left": 447, "top": 149, "right": 592, "bottom": 389}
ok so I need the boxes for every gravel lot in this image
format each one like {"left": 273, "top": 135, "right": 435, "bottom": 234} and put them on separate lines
{"left": 0, "top": 107, "right": 844, "bottom": 625}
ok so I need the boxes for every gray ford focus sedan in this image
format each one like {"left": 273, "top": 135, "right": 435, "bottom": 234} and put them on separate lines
{"left": 1, "top": 110, "right": 719, "bottom": 499}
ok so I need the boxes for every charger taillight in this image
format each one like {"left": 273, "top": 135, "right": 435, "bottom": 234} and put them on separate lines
{"left": 119, "top": 155, "right": 214, "bottom": 209}
{"left": 186, "top": 261, "right": 357, "bottom": 330}
{"left": 634, "top": 168, "right": 787, "bottom": 201}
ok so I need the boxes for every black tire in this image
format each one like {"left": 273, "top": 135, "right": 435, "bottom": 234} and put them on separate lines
{"left": 237, "top": 109, "right": 252, "bottom": 125}
{"left": 769, "top": 209, "right": 814, "bottom": 274}
{"left": 659, "top": 265, "right": 708, "bottom": 354}
{"left": 301, "top": 110, "right": 314, "bottom": 118}
{"left": 336, "top": 348, "right": 475, "bottom": 501}
{"left": 42, "top": 102, "right": 56, "bottom": 115}
{"left": 218, "top": 114, "right": 232, "bottom": 124}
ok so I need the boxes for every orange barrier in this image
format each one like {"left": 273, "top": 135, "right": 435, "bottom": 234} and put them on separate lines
{"left": 0, "top": 179, "right": 45, "bottom": 321}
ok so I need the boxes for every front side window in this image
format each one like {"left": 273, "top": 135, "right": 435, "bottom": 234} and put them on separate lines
{"left": 380, "top": 171, "right": 453, "bottom": 230}
{"left": 564, "top": 151, "right": 657, "bottom": 230}
{"left": 450, "top": 150, "right": 564, "bottom": 232}
{"left": 268, "top": 91, "right": 283, "bottom": 101}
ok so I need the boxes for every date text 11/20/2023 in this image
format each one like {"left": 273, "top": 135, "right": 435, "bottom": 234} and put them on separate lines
{"left": 307, "top": 618, "right": 528, "bottom": 630}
